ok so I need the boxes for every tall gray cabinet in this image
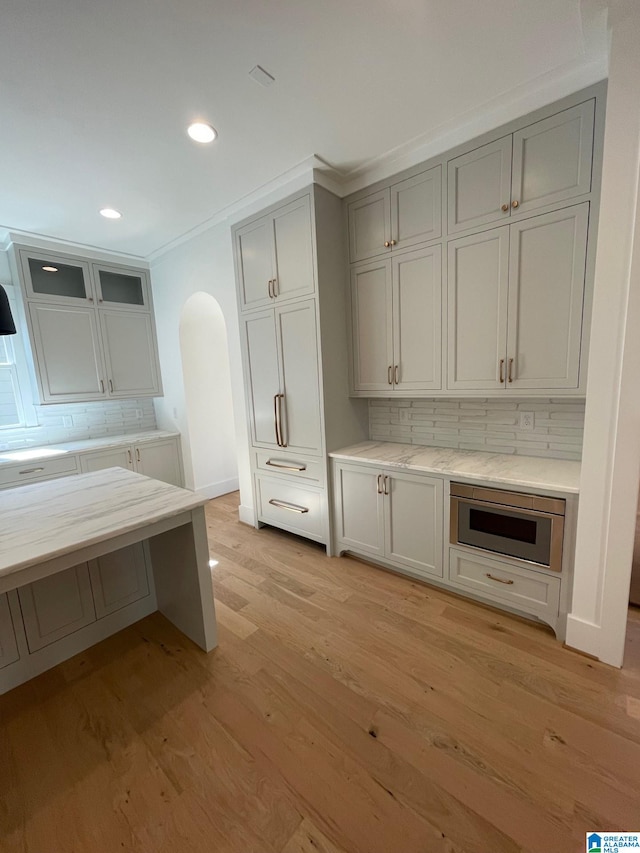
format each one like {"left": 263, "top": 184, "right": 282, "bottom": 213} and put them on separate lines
{"left": 233, "top": 186, "right": 368, "bottom": 550}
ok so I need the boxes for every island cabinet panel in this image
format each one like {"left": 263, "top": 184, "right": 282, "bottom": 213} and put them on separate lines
{"left": 18, "top": 565, "right": 96, "bottom": 652}
{"left": 0, "top": 594, "right": 19, "bottom": 669}
{"left": 89, "top": 543, "right": 150, "bottom": 618}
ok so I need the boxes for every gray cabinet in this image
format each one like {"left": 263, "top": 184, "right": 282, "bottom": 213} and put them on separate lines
{"left": 89, "top": 543, "right": 150, "bottom": 618}
{"left": 351, "top": 244, "right": 442, "bottom": 394}
{"left": 12, "top": 245, "right": 162, "bottom": 404}
{"left": 0, "top": 594, "right": 19, "bottom": 669}
{"left": 348, "top": 166, "right": 442, "bottom": 263}
{"left": 448, "top": 100, "right": 594, "bottom": 234}
{"left": 18, "top": 565, "right": 96, "bottom": 652}
{"left": 79, "top": 436, "right": 184, "bottom": 487}
{"left": 333, "top": 461, "right": 443, "bottom": 578}
{"left": 235, "top": 196, "right": 315, "bottom": 311}
{"left": 447, "top": 203, "right": 589, "bottom": 392}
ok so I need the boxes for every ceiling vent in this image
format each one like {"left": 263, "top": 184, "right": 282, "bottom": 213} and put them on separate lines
{"left": 249, "top": 65, "right": 275, "bottom": 87}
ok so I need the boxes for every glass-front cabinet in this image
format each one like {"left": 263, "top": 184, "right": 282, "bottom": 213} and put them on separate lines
{"left": 92, "top": 263, "right": 150, "bottom": 310}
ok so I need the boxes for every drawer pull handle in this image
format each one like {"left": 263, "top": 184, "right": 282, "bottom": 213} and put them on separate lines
{"left": 486, "top": 573, "right": 514, "bottom": 585}
{"left": 19, "top": 467, "right": 45, "bottom": 475}
{"left": 268, "top": 499, "right": 309, "bottom": 514}
{"left": 266, "top": 460, "right": 307, "bottom": 472}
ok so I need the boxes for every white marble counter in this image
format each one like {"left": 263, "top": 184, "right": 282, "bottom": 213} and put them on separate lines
{"left": 329, "top": 441, "right": 580, "bottom": 495}
{"left": 0, "top": 430, "right": 179, "bottom": 466}
{"left": 0, "top": 467, "right": 207, "bottom": 580}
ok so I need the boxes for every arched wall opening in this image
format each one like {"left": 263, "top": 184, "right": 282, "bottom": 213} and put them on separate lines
{"left": 178, "top": 291, "right": 238, "bottom": 497}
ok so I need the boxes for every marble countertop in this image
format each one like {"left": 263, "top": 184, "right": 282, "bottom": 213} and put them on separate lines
{"left": 0, "top": 430, "right": 179, "bottom": 467}
{"left": 329, "top": 441, "right": 580, "bottom": 495}
{"left": 0, "top": 467, "right": 206, "bottom": 580}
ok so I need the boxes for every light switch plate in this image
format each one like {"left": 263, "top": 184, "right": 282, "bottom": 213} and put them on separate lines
{"left": 519, "top": 411, "right": 534, "bottom": 431}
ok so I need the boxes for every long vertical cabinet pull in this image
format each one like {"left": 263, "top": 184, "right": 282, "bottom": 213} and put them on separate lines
{"left": 277, "top": 394, "right": 287, "bottom": 447}
{"left": 383, "top": 475, "right": 389, "bottom": 495}
{"left": 273, "top": 394, "right": 282, "bottom": 446}
{"left": 376, "top": 474, "right": 383, "bottom": 494}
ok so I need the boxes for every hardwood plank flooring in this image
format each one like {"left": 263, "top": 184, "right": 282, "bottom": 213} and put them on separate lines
{"left": 1, "top": 490, "right": 639, "bottom": 852}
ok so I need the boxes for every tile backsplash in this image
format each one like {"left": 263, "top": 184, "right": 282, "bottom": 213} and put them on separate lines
{"left": 0, "top": 398, "right": 157, "bottom": 450}
{"left": 369, "top": 398, "right": 585, "bottom": 460}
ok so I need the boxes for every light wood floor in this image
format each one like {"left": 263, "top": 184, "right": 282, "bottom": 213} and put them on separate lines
{"left": 2, "top": 491, "right": 640, "bottom": 853}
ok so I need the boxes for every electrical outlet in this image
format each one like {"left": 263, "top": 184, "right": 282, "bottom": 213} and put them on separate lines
{"left": 519, "top": 411, "right": 534, "bottom": 431}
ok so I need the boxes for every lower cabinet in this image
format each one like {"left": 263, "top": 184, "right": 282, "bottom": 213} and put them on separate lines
{"left": 0, "top": 594, "right": 19, "bottom": 669}
{"left": 255, "top": 473, "right": 325, "bottom": 543}
{"left": 79, "top": 436, "right": 183, "bottom": 486}
{"left": 333, "top": 461, "right": 444, "bottom": 578}
{"left": 89, "top": 543, "right": 150, "bottom": 617}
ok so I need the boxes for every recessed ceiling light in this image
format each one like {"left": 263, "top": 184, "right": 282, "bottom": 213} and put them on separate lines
{"left": 100, "top": 207, "right": 122, "bottom": 219}
{"left": 42, "top": 266, "right": 58, "bottom": 273}
{"left": 187, "top": 122, "right": 217, "bottom": 144}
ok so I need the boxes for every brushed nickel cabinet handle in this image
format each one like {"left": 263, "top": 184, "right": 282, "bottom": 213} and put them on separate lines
{"left": 108, "top": 378, "right": 114, "bottom": 392}
{"left": 273, "top": 394, "right": 282, "bottom": 446}
{"left": 277, "top": 393, "right": 287, "bottom": 448}
{"left": 268, "top": 279, "right": 273, "bottom": 298}
{"left": 100, "top": 379, "right": 105, "bottom": 393}
{"left": 272, "top": 277, "right": 278, "bottom": 297}
{"left": 266, "top": 460, "right": 306, "bottom": 472}
{"left": 499, "top": 358, "right": 505, "bottom": 384}
{"left": 376, "top": 474, "right": 382, "bottom": 494}
{"left": 136, "top": 448, "right": 141, "bottom": 463}
{"left": 486, "top": 573, "right": 514, "bottom": 585}
{"left": 268, "top": 499, "right": 309, "bottom": 514}
{"left": 508, "top": 358, "right": 514, "bottom": 383}
{"left": 383, "top": 475, "right": 389, "bottom": 495}
{"left": 127, "top": 449, "right": 133, "bottom": 465}
{"left": 19, "top": 467, "right": 45, "bottom": 475}
{"left": 388, "top": 365, "right": 393, "bottom": 385}
{"left": 394, "top": 365, "right": 399, "bottom": 384}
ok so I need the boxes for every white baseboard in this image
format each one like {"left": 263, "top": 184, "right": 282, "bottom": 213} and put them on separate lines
{"left": 238, "top": 503, "right": 255, "bottom": 526}
{"left": 195, "top": 477, "right": 240, "bottom": 500}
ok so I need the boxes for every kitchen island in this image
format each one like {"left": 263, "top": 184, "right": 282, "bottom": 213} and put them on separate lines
{"left": 0, "top": 467, "right": 217, "bottom": 694}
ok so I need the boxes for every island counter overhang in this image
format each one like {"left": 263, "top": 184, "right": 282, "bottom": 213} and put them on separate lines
{"left": 0, "top": 467, "right": 218, "bottom": 694}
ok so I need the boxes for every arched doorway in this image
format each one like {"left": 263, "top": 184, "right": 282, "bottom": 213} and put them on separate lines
{"left": 179, "top": 292, "right": 238, "bottom": 497}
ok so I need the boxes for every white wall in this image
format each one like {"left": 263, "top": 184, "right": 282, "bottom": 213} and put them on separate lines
{"left": 179, "top": 292, "right": 238, "bottom": 498}
{"left": 150, "top": 221, "right": 253, "bottom": 520}
{"left": 567, "top": 0, "right": 640, "bottom": 667}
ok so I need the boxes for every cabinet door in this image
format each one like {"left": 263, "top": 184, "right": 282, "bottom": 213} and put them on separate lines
{"left": 100, "top": 310, "right": 161, "bottom": 396}
{"left": 333, "top": 463, "right": 384, "bottom": 557}
{"left": 135, "top": 438, "right": 183, "bottom": 486}
{"left": 80, "top": 446, "right": 133, "bottom": 474}
{"left": 243, "top": 310, "right": 281, "bottom": 449}
{"left": 393, "top": 245, "right": 442, "bottom": 392}
{"left": 28, "top": 303, "right": 106, "bottom": 402}
{"left": 511, "top": 101, "right": 594, "bottom": 216}
{"left": 447, "top": 136, "right": 513, "bottom": 234}
{"left": 390, "top": 166, "right": 442, "bottom": 251}
{"left": 18, "top": 565, "right": 96, "bottom": 652}
{"left": 447, "top": 227, "right": 510, "bottom": 390}
{"left": 506, "top": 204, "right": 589, "bottom": 390}
{"left": 92, "top": 264, "right": 151, "bottom": 311}
{"left": 0, "top": 593, "right": 19, "bottom": 670}
{"left": 20, "top": 250, "right": 93, "bottom": 305}
{"left": 384, "top": 472, "right": 443, "bottom": 577}
{"left": 272, "top": 197, "right": 315, "bottom": 303}
{"left": 348, "top": 190, "right": 391, "bottom": 263}
{"left": 236, "top": 216, "right": 274, "bottom": 311}
{"left": 89, "top": 543, "right": 150, "bottom": 618}
{"left": 276, "top": 301, "right": 323, "bottom": 456}
{"left": 350, "top": 259, "right": 394, "bottom": 392}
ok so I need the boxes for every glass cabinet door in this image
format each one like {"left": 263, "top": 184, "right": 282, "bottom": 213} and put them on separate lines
{"left": 21, "top": 251, "right": 93, "bottom": 304}
{"left": 93, "top": 264, "right": 150, "bottom": 310}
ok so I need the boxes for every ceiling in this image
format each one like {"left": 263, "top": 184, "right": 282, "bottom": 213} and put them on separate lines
{"left": 0, "top": 0, "right": 609, "bottom": 259}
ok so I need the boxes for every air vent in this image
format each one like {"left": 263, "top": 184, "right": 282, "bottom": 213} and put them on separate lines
{"left": 249, "top": 65, "right": 275, "bottom": 87}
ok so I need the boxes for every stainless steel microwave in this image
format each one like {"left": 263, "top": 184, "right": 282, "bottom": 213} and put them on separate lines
{"left": 450, "top": 483, "right": 565, "bottom": 573}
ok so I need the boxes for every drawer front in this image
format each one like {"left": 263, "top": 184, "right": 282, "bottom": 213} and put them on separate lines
{"left": 0, "top": 454, "right": 79, "bottom": 487}
{"left": 255, "top": 474, "right": 325, "bottom": 541}
{"left": 254, "top": 449, "right": 324, "bottom": 484}
{"left": 448, "top": 547, "right": 560, "bottom": 618}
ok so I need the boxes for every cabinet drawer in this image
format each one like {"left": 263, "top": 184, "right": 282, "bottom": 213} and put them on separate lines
{"left": 254, "top": 450, "right": 324, "bottom": 484}
{"left": 448, "top": 548, "right": 560, "bottom": 619}
{"left": 255, "top": 474, "right": 324, "bottom": 542}
{"left": 0, "top": 454, "right": 79, "bottom": 487}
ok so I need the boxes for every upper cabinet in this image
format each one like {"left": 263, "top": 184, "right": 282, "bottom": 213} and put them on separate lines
{"left": 12, "top": 245, "right": 162, "bottom": 404}
{"left": 447, "top": 100, "right": 595, "bottom": 234}
{"left": 235, "top": 195, "right": 315, "bottom": 312}
{"left": 348, "top": 165, "right": 442, "bottom": 263}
